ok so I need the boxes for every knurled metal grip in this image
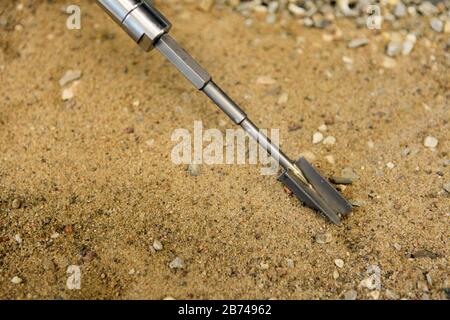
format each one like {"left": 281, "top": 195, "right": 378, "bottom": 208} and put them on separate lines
{"left": 97, "top": 0, "right": 171, "bottom": 51}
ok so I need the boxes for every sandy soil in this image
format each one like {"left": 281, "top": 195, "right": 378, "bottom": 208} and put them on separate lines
{"left": 0, "top": 1, "right": 449, "bottom": 300}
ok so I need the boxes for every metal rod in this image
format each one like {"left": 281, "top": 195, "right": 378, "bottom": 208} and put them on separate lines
{"left": 203, "top": 79, "right": 295, "bottom": 171}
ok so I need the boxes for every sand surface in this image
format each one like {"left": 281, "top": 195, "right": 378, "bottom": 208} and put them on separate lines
{"left": 0, "top": 1, "right": 449, "bottom": 299}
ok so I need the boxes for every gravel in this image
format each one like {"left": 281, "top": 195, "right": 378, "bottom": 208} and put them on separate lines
{"left": 14, "top": 234, "right": 22, "bottom": 244}
{"left": 348, "top": 38, "right": 369, "bottom": 49}
{"left": 334, "top": 259, "right": 344, "bottom": 269}
{"left": 62, "top": 88, "right": 74, "bottom": 101}
{"left": 11, "top": 276, "right": 23, "bottom": 284}
{"left": 11, "top": 198, "right": 21, "bottom": 209}
{"left": 424, "top": 136, "right": 438, "bottom": 148}
{"left": 386, "top": 41, "right": 403, "bottom": 57}
{"left": 312, "top": 132, "right": 324, "bottom": 144}
{"left": 152, "top": 239, "right": 163, "bottom": 251}
{"left": 430, "top": 18, "right": 444, "bottom": 33}
{"left": 323, "top": 136, "right": 336, "bottom": 145}
{"left": 59, "top": 70, "right": 82, "bottom": 87}
{"left": 169, "top": 257, "right": 185, "bottom": 269}
{"left": 330, "top": 176, "right": 353, "bottom": 185}
{"left": 315, "top": 232, "right": 333, "bottom": 244}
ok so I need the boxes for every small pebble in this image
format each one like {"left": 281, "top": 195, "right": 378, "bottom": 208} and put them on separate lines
{"left": 315, "top": 232, "right": 333, "bottom": 244}
{"left": 11, "top": 276, "right": 22, "bottom": 284}
{"left": 11, "top": 198, "right": 21, "bottom": 209}
{"left": 312, "top": 132, "right": 324, "bottom": 144}
{"left": 430, "top": 18, "right": 443, "bottom": 33}
{"left": 330, "top": 176, "right": 353, "bottom": 185}
{"left": 386, "top": 162, "right": 395, "bottom": 169}
{"left": 333, "top": 270, "right": 340, "bottom": 279}
{"left": 153, "top": 239, "right": 163, "bottom": 251}
{"left": 418, "top": 2, "right": 437, "bottom": 16}
{"left": 14, "top": 234, "right": 22, "bottom": 244}
{"left": 323, "top": 136, "right": 336, "bottom": 145}
{"left": 424, "top": 136, "right": 438, "bottom": 148}
{"left": 169, "top": 257, "right": 184, "bottom": 269}
{"left": 334, "top": 259, "right": 344, "bottom": 268}
{"left": 318, "top": 124, "right": 327, "bottom": 132}
{"left": 348, "top": 38, "right": 369, "bottom": 49}
{"left": 394, "top": 2, "right": 406, "bottom": 17}
{"left": 59, "top": 70, "right": 82, "bottom": 87}
{"left": 62, "top": 88, "right": 74, "bottom": 101}
{"left": 386, "top": 41, "right": 402, "bottom": 57}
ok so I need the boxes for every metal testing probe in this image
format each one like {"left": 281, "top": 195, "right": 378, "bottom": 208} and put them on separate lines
{"left": 97, "top": 0, "right": 353, "bottom": 224}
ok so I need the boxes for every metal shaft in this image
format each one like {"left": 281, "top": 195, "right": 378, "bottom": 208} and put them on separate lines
{"left": 155, "top": 34, "right": 297, "bottom": 173}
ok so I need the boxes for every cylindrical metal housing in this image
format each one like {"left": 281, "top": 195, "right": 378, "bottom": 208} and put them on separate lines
{"left": 97, "top": 0, "right": 171, "bottom": 51}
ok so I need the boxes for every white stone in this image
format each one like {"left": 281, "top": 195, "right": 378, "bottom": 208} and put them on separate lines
{"left": 14, "top": 234, "right": 22, "bottom": 244}
{"left": 11, "top": 276, "right": 22, "bottom": 284}
{"left": 153, "top": 239, "right": 163, "bottom": 251}
{"left": 59, "top": 70, "right": 82, "bottom": 87}
{"left": 323, "top": 136, "right": 336, "bottom": 145}
{"left": 312, "top": 132, "right": 324, "bottom": 144}
{"left": 334, "top": 259, "right": 344, "bottom": 268}
{"left": 62, "top": 88, "right": 74, "bottom": 101}
{"left": 424, "top": 136, "right": 438, "bottom": 148}
{"left": 169, "top": 257, "right": 184, "bottom": 269}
